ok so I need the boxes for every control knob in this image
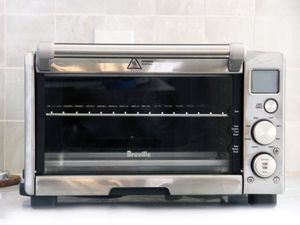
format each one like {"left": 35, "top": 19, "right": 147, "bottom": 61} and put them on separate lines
{"left": 252, "top": 153, "right": 276, "bottom": 178}
{"left": 252, "top": 120, "right": 276, "bottom": 145}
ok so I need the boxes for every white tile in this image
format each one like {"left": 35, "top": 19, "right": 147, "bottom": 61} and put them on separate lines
{"left": 0, "top": 14, "right": 4, "bottom": 67}
{"left": 155, "top": 17, "right": 204, "bottom": 44}
{"left": 55, "top": 0, "right": 105, "bottom": 14}
{"left": 205, "top": 0, "right": 255, "bottom": 16}
{"left": 286, "top": 69, "right": 300, "bottom": 123}
{"left": 286, "top": 121, "right": 300, "bottom": 173}
{"left": 5, "top": 69, "right": 24, "bottom": 121}
{"left": 254, "top": 17, "right": 286, "bottom": 52}
{"left": 0, "top": 69, "right": 4, "bottom": 120}
{"left": 105, "top": 0, "right": 154, "bottom": 15}
{"left": 4, "top": 122, "right": 24, "bottom": 173}
{"left": 55, "top": 16, "right": 105, "bottom": 43}
{"left": 5, "top": 15, "right": 54, "bottom": 67}
{"left": 94, "top": 30, "right": 134, "bottom": 43}
{"left": 254, "top": 16, "right": 300, "bottom": 68}
{"left": 256, "top": 0, "right": 300, "bottom": 16}
{"left": 106, "top": 16, "right": 155, "bottom": 43}
{"left": 0, "top": 122, "right": 3, "bottom": 170}
{"left": 284, "top": 70, "right": 300, "bottom": 173}
{"left": 0, "top": 0, "right": 3, "bottom": 14}
{"left": 205, "top": 17, "right": 254, "bottom": 48}
{"left": 6, "top": 0, "right": 54, "bottom": 14}
{"left": 155, "top": 0, "right": 204, "bottom": 15}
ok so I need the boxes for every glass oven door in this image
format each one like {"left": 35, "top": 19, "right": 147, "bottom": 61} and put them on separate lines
{"left": 36, "top": 74, "right": 243, "bottom": 175}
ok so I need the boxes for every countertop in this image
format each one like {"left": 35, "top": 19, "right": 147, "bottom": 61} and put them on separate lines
{"left": 0, "top": 175, "right": 300, "bottom": 225}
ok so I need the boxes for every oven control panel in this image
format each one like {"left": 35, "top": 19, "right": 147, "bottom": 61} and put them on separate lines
{"left": 243, "top": 52, "right": 284, "bottom": 194}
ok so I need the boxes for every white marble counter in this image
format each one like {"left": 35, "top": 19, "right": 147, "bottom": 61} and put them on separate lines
{"left": 0, "top": 176, "right": 300, "bottom": 225}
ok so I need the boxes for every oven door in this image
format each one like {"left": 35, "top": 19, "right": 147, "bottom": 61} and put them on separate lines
{"left": 35, "top": 72, "right": 243, "bottom": 175}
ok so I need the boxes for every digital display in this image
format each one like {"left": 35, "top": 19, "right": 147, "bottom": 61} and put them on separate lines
{"left": 251, "top": 70, "right": 279, "bottom": 93}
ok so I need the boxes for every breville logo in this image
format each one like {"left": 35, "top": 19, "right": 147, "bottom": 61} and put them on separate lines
{"left": 127, "top": 150, "right": 151, "bottom": 158}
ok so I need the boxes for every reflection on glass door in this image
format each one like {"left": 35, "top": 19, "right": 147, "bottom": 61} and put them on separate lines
{"left": 41, "top": 75, "right": 243, "bottom": 174}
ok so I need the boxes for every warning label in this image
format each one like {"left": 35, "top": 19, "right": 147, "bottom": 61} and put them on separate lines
{"left": 127, "top": 58, "right": 141, "bottom": 69}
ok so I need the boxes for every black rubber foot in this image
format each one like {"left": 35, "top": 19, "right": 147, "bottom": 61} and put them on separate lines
{"left": 248, "top": 194, "right": 277, "bottom": 205}
{"left": 19, "top": 183, "right": 29, "bottom": 196}
{"left": 164, "top": 195, "right": 183, "bottom": 201}
{"left": 31, "top": 196, "right": 57, "bottom": 208}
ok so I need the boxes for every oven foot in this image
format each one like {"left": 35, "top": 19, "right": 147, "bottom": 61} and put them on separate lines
{"left": 19, "top": 182, "right": 29, "bottom": 196}
{"left": 248, "top": 194, "right": 277, "bottom": 205}
{"left": 164, "top": 195, "right": 183, "bottom": 201}
{"left": 31, "top": 196, "right": 57, "bottom": 208}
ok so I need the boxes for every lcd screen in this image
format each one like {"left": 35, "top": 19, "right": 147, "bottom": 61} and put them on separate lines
{"left": 251, "top": 70, "right": 279, "bottom": 93}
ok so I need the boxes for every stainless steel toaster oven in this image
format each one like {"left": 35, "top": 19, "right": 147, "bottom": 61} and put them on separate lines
{"left": 20, "top": 42, "right": 285, "bottom": 207}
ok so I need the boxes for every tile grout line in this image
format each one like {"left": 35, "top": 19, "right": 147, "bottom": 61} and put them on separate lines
{"left": 203, "top": 0, "right": 206, "bottom": 43}
{"left": 2, "top": 13, "right": 274, "bottom": 18}
{"left": 3, "top": 0, "right": 6, "bottom": 170}
{"left": 3, "top": 117, "right": 6, "bottom": 170}
{"left": 153, "top": 0, "right": 156, "bottom": 43}
{"left": 53, "top": 0, "right": 57, "bottom": 42}
{"left": 103, "top": 0, "right": 107, "bottom": 16}
{"left": 0, "top": 120, "right": 24, "bottom": 122}
{"left": 54, "top": 0, "right": 56, "bottom": 41}
{"left": 2, "top": 12, "right": 287, "bottom": 19}
{"left": 252, "top": 0, "right": 256, "bottom": 49}
{"left": 287, "top": 68, "right": 300, "bottom": 70}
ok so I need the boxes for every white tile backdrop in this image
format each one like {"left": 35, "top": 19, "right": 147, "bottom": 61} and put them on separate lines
{"left": 0, "top": 0, "right": 299, "bottom": 174}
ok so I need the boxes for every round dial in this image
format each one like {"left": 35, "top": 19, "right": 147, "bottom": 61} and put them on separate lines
{"left": 252, "top": 153, "right": 276, "bottom": 178}
{"left": 252, "top": 120, "right": 277, "bottom": 145}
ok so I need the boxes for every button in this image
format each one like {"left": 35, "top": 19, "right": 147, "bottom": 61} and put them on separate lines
{"left": 264, "top": 99, "right": 278, "bottom": 113}
{"left": 252, "top": 153, "right": 276, "bottom": 178}
{"left": 252, "top": 120, "right": 277, "bottom": 145}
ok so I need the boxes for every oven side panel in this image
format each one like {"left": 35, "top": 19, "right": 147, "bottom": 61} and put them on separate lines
{"left": 24, "top": 52, "right": 35, "bottom": 195}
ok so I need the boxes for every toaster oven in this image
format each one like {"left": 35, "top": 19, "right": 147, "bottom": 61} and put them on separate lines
{"left": 20, "top": 42, "right": 285, "bottom": 207}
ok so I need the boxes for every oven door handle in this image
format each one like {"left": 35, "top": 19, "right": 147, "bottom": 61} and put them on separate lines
{"left": 36, "top": 42, "right": 245, "bottom": 72}
{"left": 35, "top": 175, "right": 243, "bottom": 196}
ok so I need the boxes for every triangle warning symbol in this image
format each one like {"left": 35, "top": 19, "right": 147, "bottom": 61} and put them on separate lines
{"left": 127, "top": 58, "right": 141, "bottom": 69}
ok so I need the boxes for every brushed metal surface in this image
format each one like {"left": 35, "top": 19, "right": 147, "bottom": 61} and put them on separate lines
{"left": 36, "top": 175, "right": 242, "bottom": 196}
{"left": 48, "top": 58, "right": 242, "bottom": 74}
{"left": 53, "top": 43, "right": 231, "bottom": 58}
